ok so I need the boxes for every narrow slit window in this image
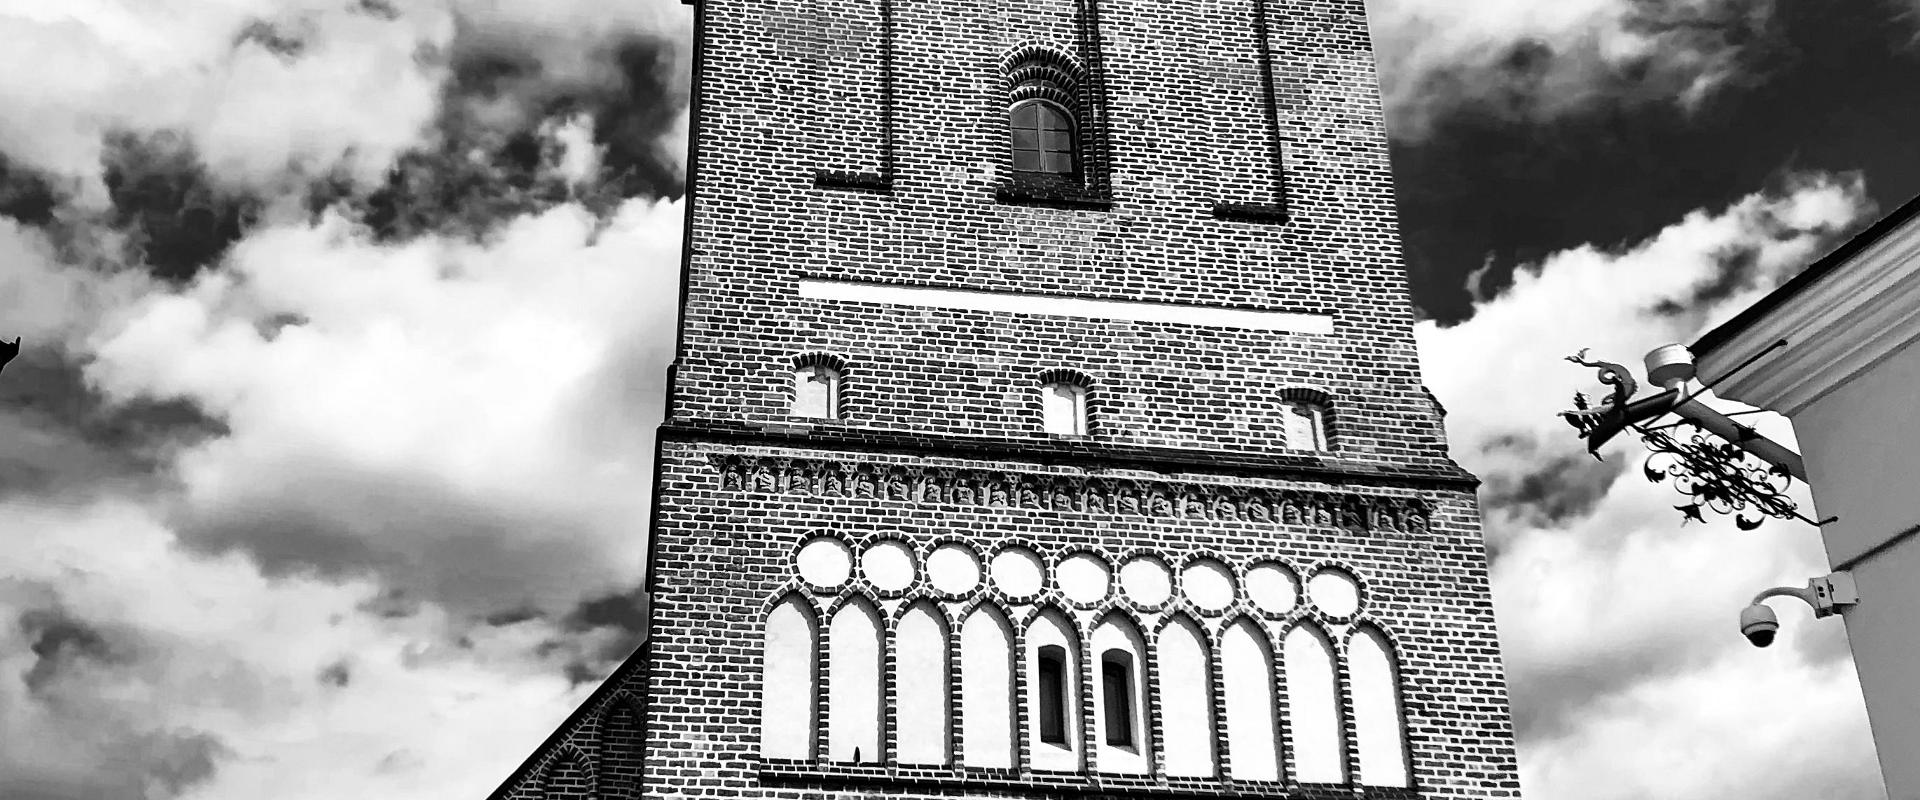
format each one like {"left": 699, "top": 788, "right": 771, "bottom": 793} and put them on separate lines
{"left": 1037, "top": 645, "right": 1068, "bottom": 745}
{"left": 1101, "top": 650, "right": 1135, "bottom": 747}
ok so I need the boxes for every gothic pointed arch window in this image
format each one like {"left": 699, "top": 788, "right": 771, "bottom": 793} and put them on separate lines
{"left": 828, "top": 597, "right": 884, "bottom": 763}
{"left": 1284, "top": 622, "right": 1348, "bottom": 784}
{"left": 895, "top": 602, "right": 952, "bottom": 765}
{"left": 761, "top": 595, "right": 818, "bottom": 759}
{"left": 1350, "top": 625, "right": 1411, "bottom": 787}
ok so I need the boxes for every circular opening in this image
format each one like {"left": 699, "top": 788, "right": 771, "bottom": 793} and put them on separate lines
{"left": 1307, "top": 569, "right": 1362, "bottom": 618}
{"left": 1246, "top": 562, "right": 1299, "bottom": 615}
{"left": 1181, "top": 558, "right": 1236, "bottom": 613}
{"left": 862, "top": 540, "right": 917, "bottom": 592}
{"left": 1057, "top": 552, "right": 1112, "bottom": 604}
{"left": 796, "top": 537, "right": 852, "bottom": 588}
{"left": 927, "top": 543, "right": 982, "bottom": 594}
{"left": 1119, "top": 556, "right": 1172, "bottom": 607}
{"left": 990, "top": 546, "right": 1045, "bottom": 597}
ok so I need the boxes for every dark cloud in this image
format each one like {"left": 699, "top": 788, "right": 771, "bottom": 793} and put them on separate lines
{"left": 1477, "top": 432, "right": 1629, "bottom": 556}
{"left": 319, "top": 659, "right": 352, "bottom": 688}
{"left": 100, "top": 132, "right": 257, "bottom": 281}
{"left": 0, "top": 154, "right": 59, "bottom": 226}
{"left": 1395, "top": 0, "right": 1920, "bottom": 324}
{"left": 19, "top": 608, "right": 132, "bottom": 695}
{"left": 0, "top": 352, "right": 220, "bottom": 503}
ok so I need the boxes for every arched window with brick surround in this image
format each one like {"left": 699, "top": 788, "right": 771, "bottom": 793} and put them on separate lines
{"left": 761, "top": 595, "right": 818, "bottom": 759}
{"left": 828, "top": 597, "right": 884, "bottom": 762}
{"left": 1026, "top": 608, "right": 1082, "bottom": 770}
{"left": 791, "top": 352, "right": 847, "bottom": 419}
{"left": 1284, "top": 621, "right": 1348, "bottom": 784}
{"left": 1157, "top": 615, "right": 1218, "bottom": 777}
{"left": 961, "top": 605, "right": 1017, "bottom": 768}
{"left": 1222, "top": 618, "right": 1282, "bottom": 781}
{"left": 1278, "top": 387, "right": 1334, "bottom": 452}
{"left": 895, "top": 601, "right": 951, "bottom": 764}
{"left": 1037, "top": 368, "right": 1094, "bottom": 436}
{"left": 1350, "top": 624, "right": 1411, "bottom": 787}
{"left": 999, "top": 45, "right": 1108, "bottom": 206}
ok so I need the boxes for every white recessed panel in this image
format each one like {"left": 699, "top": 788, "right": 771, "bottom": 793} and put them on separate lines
{"left": 1057, "top": 552, "right": 1112, "bottom": 604}
{"left": 1119, "top": 557, "right": 1172, "bottom": 606}
{"left": 862, "top": 540, "right": 917, "bottom": 592}
{"left": 1308, "top": 570, "right": 1362, "bottom": 618}
{"left": 990, "top": 547, "right": 1044, "bottom": 597}
{"left": 799, "top": 278, "right": 1334, "bottom": 334}
{"left": 1246, "top": 562, "right": 1299, "bottom": 615}
{"left": 927, "top": 543, "right": 982, "bottom": 594}
{"left": 796, "top": 537, "right": 852, "bottom": 587}
{"left": 1181, "top": 559, "right": 1236, "bottom": 612}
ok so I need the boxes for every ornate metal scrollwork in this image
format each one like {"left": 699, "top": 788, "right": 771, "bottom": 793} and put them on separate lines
{"left": 1640, "top": 422, "right": 1801, "bottom": 529}
{"left": 1560, "top": 348, "right": 1823, "bottom": 529}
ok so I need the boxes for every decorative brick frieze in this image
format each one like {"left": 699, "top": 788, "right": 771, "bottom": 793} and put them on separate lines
{"left": 710, "top": 454, "right": 1433, "bottom": 534}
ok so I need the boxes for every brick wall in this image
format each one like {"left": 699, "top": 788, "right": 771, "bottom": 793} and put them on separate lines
{"left": 485, "top": 0, "right": 1523, "bottom": 795}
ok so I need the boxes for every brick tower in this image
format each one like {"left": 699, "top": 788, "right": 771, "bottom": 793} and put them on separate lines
{"left": 488, "top": 0, "right": 1522, "bottom": 795}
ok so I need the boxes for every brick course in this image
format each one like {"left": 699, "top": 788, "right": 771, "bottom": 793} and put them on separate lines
{"left": 486, "top": 0, "right": 1522, "bottom": 795}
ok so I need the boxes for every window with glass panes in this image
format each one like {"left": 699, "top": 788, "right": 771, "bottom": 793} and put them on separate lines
{"left": 1011, "top": 100, "right": 1075, "bottom": 174}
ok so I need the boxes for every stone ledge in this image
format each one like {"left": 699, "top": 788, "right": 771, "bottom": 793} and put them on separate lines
{"left": 757, "top": 760, "right": 1423, "bottom": 800}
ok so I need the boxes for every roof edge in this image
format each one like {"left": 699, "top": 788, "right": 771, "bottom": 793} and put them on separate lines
{"left": 1693, "top": 189, "right": 1920, "bottom": 357}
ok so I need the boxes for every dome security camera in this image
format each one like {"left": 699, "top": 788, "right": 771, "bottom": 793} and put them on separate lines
{"left": 1739, "top": 603, "right": 1779, "bottom": 648}
{"left": 1740, "top": 572, "right": 1858, "bottom": 649}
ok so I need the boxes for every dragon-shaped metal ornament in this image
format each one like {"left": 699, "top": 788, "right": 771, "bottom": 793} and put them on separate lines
{"left": 1559, "top": 348, "right": 1817, "bottom": 529}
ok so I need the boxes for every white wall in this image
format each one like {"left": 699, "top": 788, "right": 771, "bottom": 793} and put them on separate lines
{"left": 1350, "top": 627, "right": 1409, "bottom": 787}
{"left": 1026, "top": 610, "right": 1082, "bottom": 771}
{"left": 1222, "top": 620, "right": 1281, "bottom": 781}
{"left": 1284, "top": 623, "right": 1345, "bottom": 784}
{"left": 1158, "top": 617, "right": 1217, "bottom": 777}
{"left": 961, "top": 608, "right": 1016, "bottom": 767}
{"left": 1794, "top": 336, "right": 1920, "bottom": 798}
{"left": 896, "top": 603, "right": 950, "bottom": 764}
{"left": 762, "top": 596, "right": 817, "bottom": 759}
{"left": 828, "top": 599, "right": 883, "bottom": 762}
{"left": 1091, "top": 616, "right": 1149, "bottom": 774}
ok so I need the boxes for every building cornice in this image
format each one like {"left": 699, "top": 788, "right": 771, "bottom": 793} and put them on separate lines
{"left": 1693, "top": 201, "right": 1920, "bottom": 416}
{"left": 657, "top": 419, "right": 1481, "bottom": 490}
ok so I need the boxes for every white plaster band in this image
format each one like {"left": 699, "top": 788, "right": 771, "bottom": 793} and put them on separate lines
{"left": 797, "top": 278, "right": 1336, "bottom": 333}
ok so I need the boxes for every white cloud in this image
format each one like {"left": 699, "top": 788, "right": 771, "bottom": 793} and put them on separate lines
{"left": 0, "top": 497, "right": 599, "bottom": 800}
{"left": 81, "top": 197, "right": 684, "bottom": 614}
{"left": 1368, "top": 0, "right": 1776, "bottom": 139}
{"left": 1417, "top": 172, "right": 1889, "bottom": 798}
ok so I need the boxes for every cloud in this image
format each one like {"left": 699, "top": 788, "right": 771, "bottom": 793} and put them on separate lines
{"left": 1416, "top": 172, "right": 1886, "bottom": 798}
{"left": 75, "top": 196, "right": 685, "bottom": 617}
{"left": 0, "top": 0, "right": 691, "bottom": 211}
{"left": 0, "top": 498, "right": 608, "bottom": 800}
{"left": 1368, "top": 0, "right": 1784, "bottom": 140}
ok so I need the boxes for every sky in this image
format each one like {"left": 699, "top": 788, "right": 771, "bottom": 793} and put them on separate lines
{"left": 0, "top": 0, "right": 1908, "bottom": 798}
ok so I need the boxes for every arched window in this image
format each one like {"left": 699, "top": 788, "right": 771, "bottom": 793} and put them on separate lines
{"left": 1279, "top": 389, "right": 1334, "bottom": 452}
{"left": 1157, "top": 616, "right": 1218, "bottom": 777}
{"left": 1025, "top": 609, "right": 1081, "bottom": 770}
{"left": 828, "top": 599, "right": 883, "bottom": 762}
{"left": 761, "top": 596, "right": 818, "bottom": 759}
{"left": 1003, "top": 50, "right": 1087, "bottom": 185}
{"left": 1037, "top": 368, "right": 1093, "bottom": 436}
{"left": 961, "top": 607, "right": 1017, "bottom": 768}
{"left": 1222, "top": 619, "right": 1282, "bottom": 781}
{"left": 896, "top": 603, "right": 951, "bottom": 765}
{"left": 1091, "top": 614, "right": 1148, "bottom": 774}
{"left": 1284, "top": 623, "right": 1347, "bottom": 784}
{"left": 791, "top": 353, "right": 847, "bottom": 419}
{"left": 1011, "top": 100, "right": 1075, "bottom": 175}
{"left": 1351, "top": 626, "right": 1411, "bottom": 787}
